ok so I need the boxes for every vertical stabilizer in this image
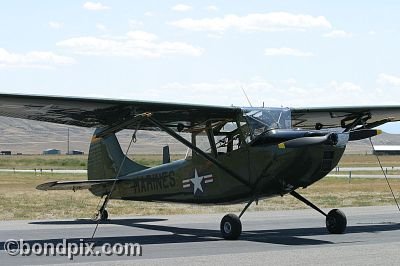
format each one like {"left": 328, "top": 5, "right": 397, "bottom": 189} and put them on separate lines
{"left": 88, "top": 129, "right": 148, "bottom": 180}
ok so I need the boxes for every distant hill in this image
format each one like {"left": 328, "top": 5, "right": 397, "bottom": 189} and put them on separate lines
{"left": 0, "top": 117, "right": 187, "bottom": 155}
{"left": 0, "top": 117, "right": 399, "bottom": 155}
{"left": 345, "top": 132, "right": 400, "bottom": 154}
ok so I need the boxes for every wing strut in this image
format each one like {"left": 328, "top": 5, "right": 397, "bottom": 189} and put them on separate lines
{"left": 368, "top": 138, "right": 400, "bottom": 213}
{"left": 146, "top": 115, "right": 252, "bottom": 188}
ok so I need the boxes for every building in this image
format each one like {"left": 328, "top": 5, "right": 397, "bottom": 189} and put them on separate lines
{"left": 43, "top": 149, "right": 61, "bottom": 155}
{"left": 0, "top": 151, "right": 11, "bottom": 155}
{"left": 372, "top": 145, "right": 400, "bottom": 155}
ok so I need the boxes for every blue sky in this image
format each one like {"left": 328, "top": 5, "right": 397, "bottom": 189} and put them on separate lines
{"left": 1, "top": 1, "right": 400, "bottom": 131}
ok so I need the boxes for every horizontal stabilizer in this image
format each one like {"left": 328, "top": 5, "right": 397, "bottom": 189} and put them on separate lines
{"left": 36, "top": 179, "right": 116, "bottom": 191}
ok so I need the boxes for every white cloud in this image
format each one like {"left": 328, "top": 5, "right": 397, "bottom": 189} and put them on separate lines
{"left": 83, "top": 2, "right": 110, "bottom": 11}
{"left": 129, "top": 78, "right": 391, "bottom": 107}
{"left": 96, "top": 23, "right": 107, "bottom": 31}
{"left": 0, "top": 48, "right": 75, "bottom": 68}
{"left": 264, "top": 47, "right": 314, "bottom": 57}
{"left": 126, "top": 31, "right": 157, "bottom": 41}
{"left": 144, "top": 11, "right": 155, "bottom": 17}
{"left": 377, "top": 73, "right": 400, "bottom": 86}
{"left": 206, "top": 5, "right": 218, "bottom": 12}
{"left": 323, "top": 30, "right": 352, "bottom": 38}
{"left": 57, "top": 31, "right": 203, "bottom": 58}
{"left": 129, "top": 19, "right": 144, "bottom": 28}
{"left": 172, "top": 4, "right": 192, "bottom": 12}
{"left": 169, "top": 12, "right": 332, "bottom": 32}
{"left": 146, "top": 78, "right": 275, "bottom": 106}
{"left": 368, "top": 30, "right": 376, "bottom": 35}
{"left": 49, "top": 21, "right": 63, "bottom": 30}
{"left": 329, "top": 80, "right": 361, "bottom": 92}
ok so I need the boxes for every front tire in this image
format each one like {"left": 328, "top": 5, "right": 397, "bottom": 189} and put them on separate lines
{"left": 220, "top": 213, "right": 242, "bottom": 240}
{"left": 326, "top": 209, "right": 347, "bottom": 234}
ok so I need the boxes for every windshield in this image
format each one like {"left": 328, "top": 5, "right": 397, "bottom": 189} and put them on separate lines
{"left": 242, "top": 107, "right": 292, "bottom": 140}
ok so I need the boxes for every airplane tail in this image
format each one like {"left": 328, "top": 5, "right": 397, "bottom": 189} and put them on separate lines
{"left": 87, "top": 129, "right": 148, "bottom": 180}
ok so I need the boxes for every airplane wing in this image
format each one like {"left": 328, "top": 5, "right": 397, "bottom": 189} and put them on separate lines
{"left": 291, "top": 106, "right": 400, "bottom": 130}
{"left": 1, "top": 93, "right": 400, "bottom": 132}
{"left": 0, "top": 93, "right": 241, "bottom": 133}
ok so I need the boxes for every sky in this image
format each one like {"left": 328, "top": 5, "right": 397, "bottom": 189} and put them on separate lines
{"left": 1, "top": 1, "right": 400, "bottom": 131}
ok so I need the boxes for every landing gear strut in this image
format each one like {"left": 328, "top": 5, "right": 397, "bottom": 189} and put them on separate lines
{"left": 94, "top": 195, "right": 110, "bottom": 222}
{"left": 220, "top": 197, "right": 255, "bottom": 240}
{"left": 290, "top": 190, "right": 347, "bottom": 234}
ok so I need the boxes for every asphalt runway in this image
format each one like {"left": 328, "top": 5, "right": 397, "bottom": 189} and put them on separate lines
{"left": 1, "top": 206, "right": 400, "bottom": 265}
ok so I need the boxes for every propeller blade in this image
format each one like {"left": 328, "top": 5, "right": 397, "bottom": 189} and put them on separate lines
{"left": 349, "top": 129, "right": 382, "bottom": 141}
{"left": 278, "top": 133, "right": 338, "bottom": 149}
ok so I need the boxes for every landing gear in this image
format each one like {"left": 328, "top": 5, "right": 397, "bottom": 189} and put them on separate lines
{"left": 99, "top": 208, "right": 109, "bottom": 221}
{"left": 94, "top": 194, "right": 110, "bottom": 222}
{"left": 220, "top": 197, "right": 255, "bottom": 240}
{"left": 290, "top": 190, "right": 347, "bottom": 234}
{"left": 220, "top": 214, "right": 242, "bottom": 240}
{"left": 93, "top": 207, "right": 109, "bottom": 221}
{"left": 326, "top": 209, "right": 347, "bottom": 234}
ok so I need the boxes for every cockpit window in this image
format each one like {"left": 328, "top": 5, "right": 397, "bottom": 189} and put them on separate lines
{"left": 242, "top": 107, "right": 292, "bottom": 141}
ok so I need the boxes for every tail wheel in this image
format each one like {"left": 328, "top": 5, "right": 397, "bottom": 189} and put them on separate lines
{"left": 220, "top": 213, "right": 242, "bottom": 240}
{"left": 326, "top": 209, "right": 347, "bottom": 234}
{"left": 100, "top": 209, "right": 109, "bottom": 221}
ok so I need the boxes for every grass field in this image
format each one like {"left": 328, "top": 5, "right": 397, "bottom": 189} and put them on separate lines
{"left": 1, "top": 154, "right": 400, "bottom": 220}
{"left": 339, "top": 154, "right": 400, "bottom": 167}
{"left": 0, "top": 154, "right": 185, "bottom": 169}
{"left": 1, "top": 154, "right": 399, "bottom": 169}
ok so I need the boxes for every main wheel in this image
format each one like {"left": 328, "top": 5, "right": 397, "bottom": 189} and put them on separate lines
{"left": 220, "top": 213, "right": 242, "bottom": 240}
{"left": 326, "top": 209, "right": 347, "bottom": 234}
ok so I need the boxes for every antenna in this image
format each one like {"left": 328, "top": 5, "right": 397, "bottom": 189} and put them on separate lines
{"left": 241, "top": 86, "right": 253, "bottom": 107}
{"left": 67, "top": 128, "right": 70, "bottom": 155}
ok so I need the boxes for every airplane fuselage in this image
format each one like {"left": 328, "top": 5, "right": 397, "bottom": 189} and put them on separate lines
{"left": 89, "top": 139, "right": 345, "bottom": 204}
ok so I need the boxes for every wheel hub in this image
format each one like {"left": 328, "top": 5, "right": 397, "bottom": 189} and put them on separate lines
{"left": 224, "top": 222, "right": 232, "bottom": 234}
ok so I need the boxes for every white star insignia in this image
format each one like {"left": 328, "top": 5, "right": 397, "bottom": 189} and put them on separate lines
{"left": 190, "top": 169, "right": 204, "bottom": 194}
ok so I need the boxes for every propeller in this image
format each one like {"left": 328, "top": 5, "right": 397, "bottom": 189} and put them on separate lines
{"left": 348, "top": 129, "right": 382, "bottom": 141}
{"left": 278, "top": 133, "right": 338, "bottom": 149}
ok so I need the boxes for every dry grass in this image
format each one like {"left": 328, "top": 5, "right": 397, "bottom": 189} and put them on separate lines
{"left": 1, "top": 172, "right": 400, "bottom": 220}
{"left": 1, "top": 153, "right": 400, "bottom": 220}
{"left": 1, "top": 154, "right": 398, "bottom": 170}
{"left": 339, "top": 154, "right": 400, "bottom": 167}
{"left": 0, "top": 154, "right": 184, "bottom": 170}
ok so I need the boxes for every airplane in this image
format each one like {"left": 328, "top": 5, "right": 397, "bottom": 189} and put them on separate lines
{"left": 0, "top": 93, "right": 399, "bottom": 240}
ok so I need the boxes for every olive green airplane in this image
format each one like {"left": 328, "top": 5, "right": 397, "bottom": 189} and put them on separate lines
{"left": 0, "top": 93, "right": 399, "bottom": 240}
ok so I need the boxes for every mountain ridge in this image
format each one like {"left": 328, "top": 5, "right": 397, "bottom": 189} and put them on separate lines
{"left": 0, "top": 117, "right": 399, "bottom": 155}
